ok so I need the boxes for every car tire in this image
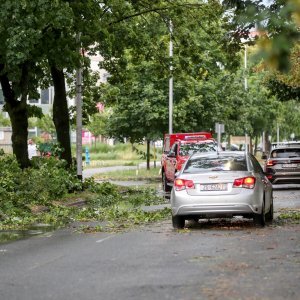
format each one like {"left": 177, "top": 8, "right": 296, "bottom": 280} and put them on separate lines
{"left": 162, "top": 171, "right": 172, "bottom": 192}
{"left": 172, "top": 215, "right": 185, "bottom": 229}
{"left": 265, "top": 196, "right": 274, "bottom": 222}
{"left": 254, "top": 199, "right": 266, "bottom": 227}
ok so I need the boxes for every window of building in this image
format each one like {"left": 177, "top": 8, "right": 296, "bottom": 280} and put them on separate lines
{"left": 41, "top": 89, "right": 50, "bottom": 104}
{"left": 0, "top": 89, "right": 4, "bottom": 105}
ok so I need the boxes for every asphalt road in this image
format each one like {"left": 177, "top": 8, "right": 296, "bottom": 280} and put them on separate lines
{"left": 0, "top": 188, "right": 299, "bottom": 300}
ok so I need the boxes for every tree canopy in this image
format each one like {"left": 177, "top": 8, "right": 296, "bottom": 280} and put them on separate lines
{"left": 0, "top": 0, "right": 299, "bottom": 167}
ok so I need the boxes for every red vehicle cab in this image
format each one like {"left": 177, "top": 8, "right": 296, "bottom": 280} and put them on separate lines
{"left": 161, "top": 132, "right": 218, "bottom": 192}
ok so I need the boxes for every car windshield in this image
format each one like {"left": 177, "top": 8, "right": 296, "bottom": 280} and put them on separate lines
{"left": 179, "top": 142, "right": 218, "bottom": 156}
{"left": 271, "top": 148, "right": 300, "bottom": 158}
{"left": 183, "top": 155, "right": 247, "bottom": 173}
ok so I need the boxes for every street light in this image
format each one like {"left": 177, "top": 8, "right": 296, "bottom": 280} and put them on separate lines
{"left": 76, "top": 33, "right": 83, "bottom": 180}
{"left": 244, "top": 44, "right": 248, "bottom": 91}
{"left": 169, "top": 20, "right": 173, "bottom": 134}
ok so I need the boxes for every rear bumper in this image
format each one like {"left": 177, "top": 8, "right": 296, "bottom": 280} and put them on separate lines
{"left": 171, "top": 191, "right": 262, "bottom": 217}
{"left": 267, "top": 172, "right": 300, "bottom": 184}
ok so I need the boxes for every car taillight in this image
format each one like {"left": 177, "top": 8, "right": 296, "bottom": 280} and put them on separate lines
{"left": 174, "top": 179, "right": 195, "bottom": 191}
{"left": 233, "top": 176, "right": 256, "bottom": 189}
{"left": 266, "top": 160, "right": 276, "bottom": 166}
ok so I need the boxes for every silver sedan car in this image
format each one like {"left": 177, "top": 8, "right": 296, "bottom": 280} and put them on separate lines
{"left": 171, "top": 151, "right": 273, "bottom": 228}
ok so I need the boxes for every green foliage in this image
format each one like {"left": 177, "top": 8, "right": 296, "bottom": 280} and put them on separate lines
{"left": 100, "top": 0, "right": 240, "bottom": 142}
{"left": 37, "top": 142, "right": 64, "bottom": 158}
{"left": 0, "top": 113, "right": 11, "bottom": 127}
{"left": 33, "top": 114, "right": 56, "bottom": 136}
{"left": 87, "top": 112, "right": 109, "bottom": 139}
{"left": 0, "top": 155, "right": 82, "bottom": 220}
{"left": 27, "top": 105, "right": 44, "bottom": 119}
{"left": 278, "top": 209, "right": 300, "bottom": 224}
{"left": 0, "top": 159, "right": 170, "bottom": 232}
{"left": 264, "top": 44, "right": 300, "bottom": 102}
{"left": 125, "top": 187, "right": 165, "bottom": 207}
{"left": 223, "top": 0, "right": 300, "bottom": 72}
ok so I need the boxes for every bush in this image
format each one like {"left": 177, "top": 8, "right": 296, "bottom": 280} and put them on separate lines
{"left": 0, "top": 155, "right": 82, "bottom": 218}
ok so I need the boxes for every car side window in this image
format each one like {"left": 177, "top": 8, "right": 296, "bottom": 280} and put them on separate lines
{"left": 250, "top": 155, "right": 264, "bottom": 175}
{"left": 171, "top": 143, "right": 178, "bottom": 156}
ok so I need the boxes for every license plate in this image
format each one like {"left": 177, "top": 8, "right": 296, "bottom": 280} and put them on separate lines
{"left": 200, "top": 183, "right": 227, "bottom": 191}
{"left": 282, "top": 164, "right": 298, "bottom": 168}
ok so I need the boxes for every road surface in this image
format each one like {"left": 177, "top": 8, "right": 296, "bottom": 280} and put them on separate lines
{"left": 1, "top": 186, "right": 300, "bottom": 299}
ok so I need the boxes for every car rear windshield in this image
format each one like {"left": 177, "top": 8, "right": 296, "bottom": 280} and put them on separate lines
{"left": 183, "top": 155, "right": 247, "bottom": 173}
{"left": 179, "top": 142, "right": 218, "bottom": 156}
{"left": 271, "top": 148, "right": 300, "bottom": 158}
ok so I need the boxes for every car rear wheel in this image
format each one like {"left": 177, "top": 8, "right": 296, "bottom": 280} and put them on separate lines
{"left": 265, "top": 196, "right": 274, "bottom": 221}
{"left": 254, "top": 200, "right": 266, "bottom": 227}
{"left": 172, "top": 216, "right": 185, "bottom": 229}
{"left": 162, "top": 172, "right": 172, "bottom": 192}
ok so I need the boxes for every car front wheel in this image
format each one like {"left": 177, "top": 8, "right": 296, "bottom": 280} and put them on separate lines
{"left": 172, "top": 215, "right": 185, "bottom": 229}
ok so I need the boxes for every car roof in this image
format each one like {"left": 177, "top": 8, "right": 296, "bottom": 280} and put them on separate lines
{"left": 179, "top": 139, "right": 215, "bottom": 144}
{"left": 271, "top": 142, "right": 300, "bottom": 149}
{"left": 190, "top": 151, "right": 246, "bottom": 159}
{"left": 271, "top": 147, "right": 300, "bottom": 152}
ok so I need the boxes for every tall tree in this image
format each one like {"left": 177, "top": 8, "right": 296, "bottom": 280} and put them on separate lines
{"left": 102, "top": 0, "right": 241, "bottom": 140}
{"left": 0, "top": 0, "right": 44, "bottom": 167}
{"left": 223, "top": 0, "right": 300, "bottom": 71}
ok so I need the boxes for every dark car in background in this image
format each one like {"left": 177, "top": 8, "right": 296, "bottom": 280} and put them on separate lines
{"left": 263, "top": 146, "right": 300, "bottom": 184}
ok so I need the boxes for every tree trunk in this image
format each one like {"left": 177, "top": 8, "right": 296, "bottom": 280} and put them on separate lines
{"left": 249, "top": 135, "right": 253, "bottom": 154}
{"left": 265, "top": 131, "right": 272, "bottom": 154}
{"left": 50, "top": 65, "right": 72, "bottom": 167}
{"left": 0, "top": 63, "right": 30, "bottom": 168}
{"left": 254, "top": 135, "right": 258, "bottom": 156}
{"left": 146, "top": 139, "right": 150, "bottom": 170}
{"left": 6, "top": 101, "right": 29, "bottom": 168}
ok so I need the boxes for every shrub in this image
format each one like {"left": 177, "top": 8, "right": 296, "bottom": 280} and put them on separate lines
{"left": 0, "top": 155, "right": 82, "bottom": 218}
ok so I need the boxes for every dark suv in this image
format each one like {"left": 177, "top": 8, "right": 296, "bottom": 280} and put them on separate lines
{"left": 263, "top": 146, "right": 300, "bottom": 184}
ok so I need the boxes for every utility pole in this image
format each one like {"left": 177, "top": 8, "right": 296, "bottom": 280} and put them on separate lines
{"left": 76, "top": 33, "right": 83, "bottom": 180}
{"left": 169, "top": 20, "right": 173, "bottom": 134}
{"left": 244, "top": 44, "right": 248, "bottom": 91}
{"left": 277, "top": 124, "right": 280, "bottom": 146}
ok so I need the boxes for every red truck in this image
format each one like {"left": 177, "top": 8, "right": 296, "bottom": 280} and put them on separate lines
{"left": 161, "top": 132, "right": 218, "bottom": 192}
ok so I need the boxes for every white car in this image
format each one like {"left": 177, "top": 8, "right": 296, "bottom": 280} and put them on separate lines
{"left": 171, "top": 151, "right": 273, "bottom": 228}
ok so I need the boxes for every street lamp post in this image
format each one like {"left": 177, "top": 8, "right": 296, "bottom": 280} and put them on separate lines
{"left": 169, "top": 20, "right": 173, "bottom": 134}
{"left": 244, "top": 44, "right": 248, "bottom": 91}
{"left": 76, "top": 33, "right": 83, "bottom": 180}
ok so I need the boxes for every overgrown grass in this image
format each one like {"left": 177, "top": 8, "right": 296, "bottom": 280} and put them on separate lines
{"left": 75, "top": 142, "right": 162, "bottom": 166}
{"left": 93, "top": 167, "right": 161, "bottom": 181}
{"left": 83, "top": 160, "right": 140, "bottom": 168}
